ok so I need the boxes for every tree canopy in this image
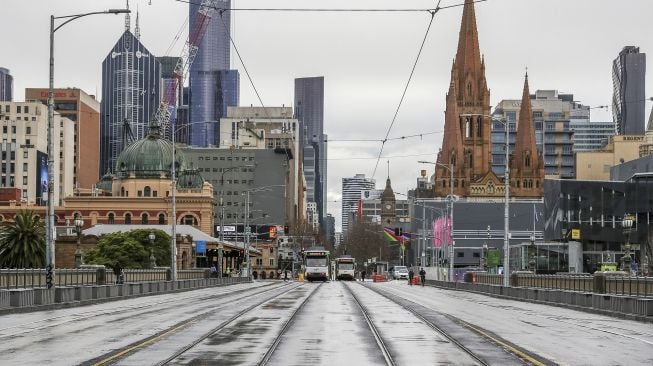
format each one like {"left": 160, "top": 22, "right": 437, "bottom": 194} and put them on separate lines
{"left": 0, "top": 210, "right": 46, "bottom": 268}
{"left": 85, "top": 229, "right": 171, "bottom": 269}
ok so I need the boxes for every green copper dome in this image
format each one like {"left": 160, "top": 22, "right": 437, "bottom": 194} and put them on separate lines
{"left": 177, "top": 169, "right": 205, "bottom": 189}
{"left": 96, "top": 171, "right": 115, "bottom": 192}
{"left": 115, "top": 125, "right": 189, "bottom": 178}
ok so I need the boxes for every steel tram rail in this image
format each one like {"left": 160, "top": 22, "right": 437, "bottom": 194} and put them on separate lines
{"left": 342, "top": 282, "right": 396, "bottom": 366}
{"left": 86, "top": 282, "right": 296, "bottom": 366}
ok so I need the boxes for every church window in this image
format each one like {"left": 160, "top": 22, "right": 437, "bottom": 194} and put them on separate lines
{"left": 516, "top": 180, "right": 520, "bottom": 188}
{"left": 442, "top": 180, "right": 446, "bottom": 188}
{"left": 467, "top": 82, "right": 472, "bottom": 97}
{"left": 525, "top": 155, "right": 531, "bottom": 167}
{"left": 454, "top": 179, "right": 458, "bottom": 188}
{"left": 536, "top": 180, "right": 540, "bottom": 188}
{"left": 465, "top": 117, "right": 471, "bottom": 138}
{"left": 476, "top": 118, "right": 482, "bottom": 137}
{"left": 461, "top": 180, "right": 465, "bottom": 187}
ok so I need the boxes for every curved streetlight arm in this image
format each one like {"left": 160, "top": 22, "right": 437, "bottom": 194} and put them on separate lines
{"left": 53, "top": 9, "right": 130, "bottom": 33}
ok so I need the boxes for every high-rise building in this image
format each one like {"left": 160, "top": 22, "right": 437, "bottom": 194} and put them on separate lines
{"left": 0, "top": 68, "right": 12, "bottom": 102}
{"left": 25, "top": 88, "right": 101, "bottom": 190}
{"left": 570, "top": 121, "right": 615, "bottom": 152}
{"left": 341, "top": 174, "right": 375, "bottom": 236}
{"left": 295, "top": 76, "right": 326, "bottom": 230}
{"left": 326, "top": 214, "right": 335, "bottom": 246}
{"left": 493, "top": 90, "right": 579, "bottom": 179}
{"left": 188, "top": 0, "right": 240, "bottom": 147}
{"left": 612, "top": 46, "right": 646, "bottom": 135}
{"left": 0, "top": 101, "right": 74, "bottom": 205}
{"left": 100, "top": 12, "right": 161, "bottom": 175}
{"left": 434, "top": 0, "right": 497, "bottom": 197}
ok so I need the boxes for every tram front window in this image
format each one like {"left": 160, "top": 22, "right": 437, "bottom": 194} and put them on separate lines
{"left": 339, "top": 263, "right": 354, "bottom": 270}
{"left": 306, "top": 258, "right": 327, "bottom": 267}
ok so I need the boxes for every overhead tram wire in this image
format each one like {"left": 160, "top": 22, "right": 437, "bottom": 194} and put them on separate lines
{"left": 325, "top": 130, "right": 443, "bottom": 143}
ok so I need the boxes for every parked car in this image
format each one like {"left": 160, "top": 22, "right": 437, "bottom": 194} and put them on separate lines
{"left": 391, "top": 266, "right": 409, "bottom": 280}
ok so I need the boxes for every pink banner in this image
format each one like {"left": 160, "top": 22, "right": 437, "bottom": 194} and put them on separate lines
{"left": 432, "top": 217, "right": 451, "bottom": 248}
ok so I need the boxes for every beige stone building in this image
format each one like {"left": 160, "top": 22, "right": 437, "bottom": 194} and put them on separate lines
{"left": 575, "top": 135, "right": 646, "bottom": 180}
{"left": 0, "top": 101, "right": 74, "bottom": 205}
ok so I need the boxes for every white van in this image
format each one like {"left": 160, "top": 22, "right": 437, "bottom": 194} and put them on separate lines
{"left": 392, "top": 266, "right": 409, "bottom": 280}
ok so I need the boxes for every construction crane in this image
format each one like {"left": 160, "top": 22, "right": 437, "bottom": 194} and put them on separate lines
{"left": 151, "top": 0, "right": 224, "bottom": 133}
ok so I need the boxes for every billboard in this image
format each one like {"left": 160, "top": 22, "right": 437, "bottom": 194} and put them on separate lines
{"left": 36, "top": 151, "right": 48, "bottom": 205}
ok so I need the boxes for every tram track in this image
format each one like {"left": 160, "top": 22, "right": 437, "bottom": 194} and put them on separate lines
{"left": 0, "top": 281, "right": 274, "bottom": 339}
{"left": 342, "top": 282, "right": 396, "bottom": 366}
{"left": 362, "top": 282, "right": 556, "bottom": 366}
{"left": 85, "top": 281, "right": 296, "bottom": 366}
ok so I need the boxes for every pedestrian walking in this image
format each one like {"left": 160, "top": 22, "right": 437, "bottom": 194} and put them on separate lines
{"left": 284, "top": 270, "right": 288, "bottom": 281}
{"left": 408, "top": 268, "right": 414, "bottom": 286}
{"left": 361, "top": 270, "right": 366, "bottom": 282}
{"left": 113, "top": 261, "right": 124, "bottom": 284}
{"left": 210, "top": 264, "right": 217, "bottom": 278}
{"left": 419, "top": 267, "right": 426, "bottom": 287}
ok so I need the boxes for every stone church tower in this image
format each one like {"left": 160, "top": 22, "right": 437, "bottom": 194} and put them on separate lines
{"left": 434, "top": 0, "right": 501, "bottom": 198}
{"left": 510, "top": 74, "right": 544, "bottom": 197}
{"left": 380, "top": 176, "right": 396, "bottom": 225}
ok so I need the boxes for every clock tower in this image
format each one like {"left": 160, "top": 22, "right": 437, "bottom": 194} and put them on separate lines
{"left": 381, "top": 176, "right": 396, "bottom": 225}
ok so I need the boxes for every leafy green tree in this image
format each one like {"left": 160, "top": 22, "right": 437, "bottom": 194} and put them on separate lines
{"left": 85, "top": 229, "right": 171, "bottom": 269}
{"left": 0, "top": 210, "right": 46, "bottom": 268}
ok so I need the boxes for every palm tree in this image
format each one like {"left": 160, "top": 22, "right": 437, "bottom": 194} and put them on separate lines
{"left": 0, "top": 210, "right": 46, "bottom": 268}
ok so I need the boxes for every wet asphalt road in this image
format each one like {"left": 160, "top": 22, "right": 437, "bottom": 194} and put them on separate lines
{"left": 1, "top": 280, "right": 651, "bottom": 365}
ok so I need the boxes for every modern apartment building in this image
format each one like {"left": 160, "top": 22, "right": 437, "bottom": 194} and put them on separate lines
{"left": 493, "top": 90, "right": 578, "bottom": 179}
{"left": 25, "top": 88, "right": 100, "bottom": 190}
{"left": 613, "top": 46, "right": 646, "bottom": 135}
{"left": 100, "top": 18, "right": 161, "bottom": 175}
{"left": 0, "top": 101, "right": 74, "bottom": 205}
{"left": 0, "top": 68, "right": 12, "bottom": 102}
{"left": 341, "top": 174, "right": 375, "bottom": 237}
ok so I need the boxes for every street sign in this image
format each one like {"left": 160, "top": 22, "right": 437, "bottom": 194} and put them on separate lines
{"left": 245, "top": 227, "right": 251, "bottom": 234}
{"left": 196, "top": 240, "right": 206, "bottom": 255}
{"left": 571, "top": 228, "right": 580, "bottom": 240}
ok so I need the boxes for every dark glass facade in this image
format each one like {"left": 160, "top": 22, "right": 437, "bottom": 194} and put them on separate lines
{"left": 612, "top": 46, "right": 646, "bottom": 135}
{"left": 100, "top": 31, "right": 161, "bottom": 174}
{"left": 189, "top": 0, "right": 237, "bottom": 147}
{"left": 544, "top": 178, "right": 653, "bottom": 271}
{"left": 295, "top": 77, "right": 326, "bottom": 228}
{"left": 0, "top": 67, "right": 12, "bottom": 102}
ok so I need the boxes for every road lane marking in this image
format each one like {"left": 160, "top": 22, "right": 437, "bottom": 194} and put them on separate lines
{"left": 462, "top": 322, "right": 548, "bottom": 366}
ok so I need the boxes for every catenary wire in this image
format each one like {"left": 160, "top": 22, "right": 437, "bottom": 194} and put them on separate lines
{"left": 325, "top": 130, "right": 442, "bottom": 143}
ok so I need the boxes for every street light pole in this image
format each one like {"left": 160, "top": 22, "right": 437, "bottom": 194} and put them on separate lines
{"left": 148, "top": 232, "right": 156, "bottom": 269}
{"left": 46, "top": 8, "right": 129, "bottom": 288}
{"left": 74, "top": 215, "right": 84, "bottom": 268}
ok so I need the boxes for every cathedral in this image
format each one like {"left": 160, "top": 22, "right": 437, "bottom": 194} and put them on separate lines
{"left": 434, "top": 0, "right": 543, "bottom": 198}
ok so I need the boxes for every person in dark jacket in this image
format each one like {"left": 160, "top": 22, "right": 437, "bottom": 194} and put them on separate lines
{"left": 361, "top": 270, "right": 366, "bottom": 282}
{"left": 419, "top": 267, "right": 426, "bottom": 286}
{"left": 113, "top": 262, "right": 124, "bottom": 284}
{"left": 408, "top": 268, "right": 414, "bottom": 285}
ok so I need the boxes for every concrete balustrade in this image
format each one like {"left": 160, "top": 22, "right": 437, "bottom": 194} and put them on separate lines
{"left": 0, "top": 276, "right": 251, "bottom": 313}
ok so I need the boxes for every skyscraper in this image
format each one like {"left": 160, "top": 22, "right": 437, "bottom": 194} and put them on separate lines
{"left": 612, "top": 46, "right": 646, "bottom": 135}
{"left": 295, "top": 76, "right": 326, "bottom": 229}
{"left": 188, "top": 0, "right": 239, "bottom": 147}
{"left": 341, "top": 174, "right": 375, "bottom": 237}
{"left": 100, "top": 12, "right": 161, "bottom": 174}
{"left": 0, "top": 67, "right": 12, "bottom": 102}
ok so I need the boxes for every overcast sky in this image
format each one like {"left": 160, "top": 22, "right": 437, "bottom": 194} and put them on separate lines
{"left": 3, "top": 0, "right": 652, "bottom": 231}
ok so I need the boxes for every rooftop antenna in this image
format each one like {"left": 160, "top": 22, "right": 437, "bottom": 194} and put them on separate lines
{"left": 135, "top": 3, "right": 141, "bottom": 39}
{"left": 124, "top": 0, "right": 131, "bottom": 32}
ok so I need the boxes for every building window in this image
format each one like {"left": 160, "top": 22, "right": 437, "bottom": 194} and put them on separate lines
{"left": 144, "top": 186, "right": 151, "bottom": 197}
{"left": 457, "top": 252, "right": 464, "bottom": 258}
{"left": 23, "top": 151, "right": 28, "bottom": 159}
{"left": 26, "top": 127, "right": 31, "bottom": 134}
{"left": 22, "top": 163, "right": 27, "bottom": 172}
{"left": 158, "top": 213, "right": 165, "bottom": 224}
{"left": 22, "top": 176, "right": 27, "bottom": 185}
{"left": 153, "top": 190, "right": 157, "bottom": 197}
{"left": 183, "top": 215, "right": 196, "bottom": 225}
{"left": 2, "top": 126, "right": 6, "bottom": 134}
{"left": 108, "top": 213, "right": 115, "bottom": 224}
{"left": 11, "top": 126, "right": 16, "bottom": 134}
{"left": 125, "top": 213, "right": 132, "bottom": 224}
{"left": 137, "top": 190, "right": 142, "bottom": 197}
{"left": 141, "top": 213, "right": 148, "bottom": 224}
{"left": 269, "top": 259, "right": 274, "bottom": 266}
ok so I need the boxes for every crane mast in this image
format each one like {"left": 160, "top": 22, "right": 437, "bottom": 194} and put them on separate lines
{"left": 152, "top": 0, "right": 223, "bottom": 133}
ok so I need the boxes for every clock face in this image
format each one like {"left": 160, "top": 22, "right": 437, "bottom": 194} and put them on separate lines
{"left": 385, "top": 204, "right": 392, "bottom": 210}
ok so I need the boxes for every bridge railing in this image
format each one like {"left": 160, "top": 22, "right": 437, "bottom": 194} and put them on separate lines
{"left": 472, "top": 271, "right": 653, "bottom": 297}
{"left": 0, "top": 267, "right": 210, "bottom": 288}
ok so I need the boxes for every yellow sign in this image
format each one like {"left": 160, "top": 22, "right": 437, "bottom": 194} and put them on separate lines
{"left": 571, "top": 228, "right": 580, "bottom": 240}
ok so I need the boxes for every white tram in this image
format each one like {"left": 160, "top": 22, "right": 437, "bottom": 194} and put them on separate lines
{"left": 335, "top": 256, "right": 356, "bottom": 281}
{"left": 303, "top": 247, "right": 330, "bottom": 282}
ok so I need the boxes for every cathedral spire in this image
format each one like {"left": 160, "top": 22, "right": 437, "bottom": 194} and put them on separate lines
{"left": 454, "top": 0, "right": 482, "bottom": 85}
